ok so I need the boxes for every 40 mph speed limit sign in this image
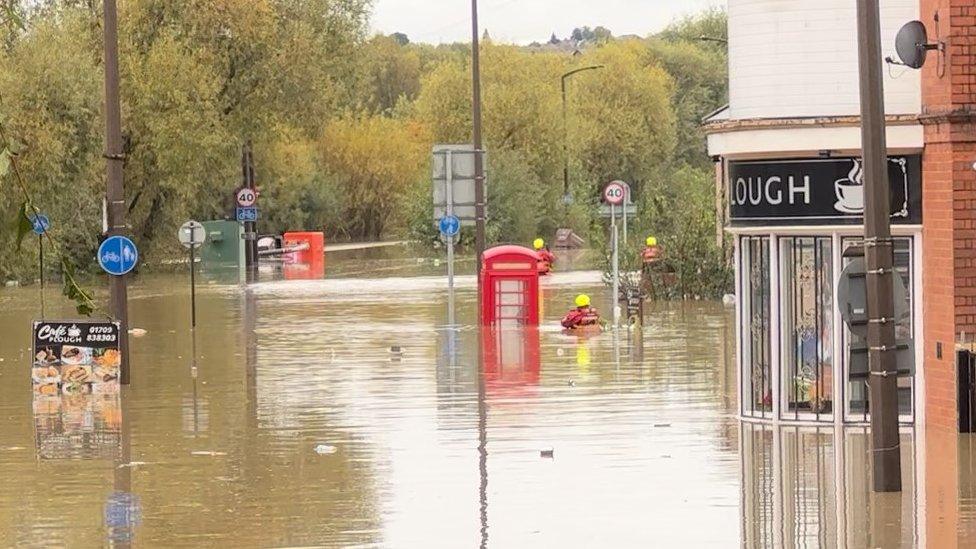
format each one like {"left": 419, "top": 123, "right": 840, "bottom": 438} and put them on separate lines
{"left": 236, "top": 187, "right": 257, "bottom": 207}
{"left": 603, "top": 181, "right": 626, "bottom": 206}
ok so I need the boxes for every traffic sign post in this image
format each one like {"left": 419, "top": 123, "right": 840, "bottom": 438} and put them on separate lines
{"left": 98, "top": 236, "right": 139, "bottom": 276}
{"left": 440, "top": 149, "right": 461, "bottom": 327}
{"left": 604, "top": 182, "right": 625, "bottom": 327}
{"left": 179, "top": 221, "right": 206, "bottom": 332}
{"left": 28, "top": 213, "right": 51, "bottom": 318}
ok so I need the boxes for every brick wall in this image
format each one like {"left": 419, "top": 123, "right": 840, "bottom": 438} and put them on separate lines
{"left": 920, "top": 0, "right": 976, "bottom": 432}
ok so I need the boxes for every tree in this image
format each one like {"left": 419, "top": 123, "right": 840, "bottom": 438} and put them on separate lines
{"left": 549, "top": 32, "right": 559, "bottom": 45}
{"left": 319, "top": 115, "right": 428, "bottom": 239}
{"left": 391, "top": 32, "right": 409, "bottom": 45}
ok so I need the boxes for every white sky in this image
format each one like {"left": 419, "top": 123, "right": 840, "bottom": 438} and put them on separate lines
{"left": 370, "top": 0, "right": 726, "bottom": 44}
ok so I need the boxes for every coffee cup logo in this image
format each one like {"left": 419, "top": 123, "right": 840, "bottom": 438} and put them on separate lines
{"left": 834, "top": 159, "right": 865, "bottom": 214}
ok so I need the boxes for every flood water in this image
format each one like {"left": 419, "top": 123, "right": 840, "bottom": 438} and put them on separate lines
{"left": 0, "top": 246, "right": 974, "bottom": 547}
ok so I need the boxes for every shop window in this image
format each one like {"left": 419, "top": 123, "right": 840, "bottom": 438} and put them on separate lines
{"left": 741, "top": 237, "right": 772, "bottom": 418}
{"left": 780, "top": 237, "right": 834, "bottom": 421}
{"left": 840, "top": 238, "right": 914, "bottom": 421}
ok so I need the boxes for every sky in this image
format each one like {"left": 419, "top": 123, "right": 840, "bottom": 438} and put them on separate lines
{"left": 370, "top": 0, "right": 726, "bottom": 45}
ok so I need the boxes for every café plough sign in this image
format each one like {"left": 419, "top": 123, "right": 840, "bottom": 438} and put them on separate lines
{"left": 728, "top": 156, "right": 921, "bottom": 226}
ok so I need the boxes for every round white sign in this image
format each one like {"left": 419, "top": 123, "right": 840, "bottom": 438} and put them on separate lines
{"left": 603, "top": 181, "right": 626, "bottom": 206}
{"left": 178, "top": 220, "right": 206, "bottom": 249}
{"left": 236, "top": 187, "right": 257, "bottom": 207}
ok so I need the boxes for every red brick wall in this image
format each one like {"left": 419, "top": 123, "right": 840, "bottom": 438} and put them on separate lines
{"left": 919, "top": 0, "right": 976, "bottom": 432}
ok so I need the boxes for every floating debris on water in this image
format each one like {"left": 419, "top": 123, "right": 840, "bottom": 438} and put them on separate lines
{"left": 540, "top": 448, "right": 554, "bottom": 459}
{"left": 117, "top": 461, "right": 149, "bottom": 469}
{"left": 191, "top": 451, "right": 227, "bottom": 457}
{"left": 314, "top": 444, "right": 338, "bottom": 455}
{"left": 654, "top": 424, "right": 671, "bottom": 428}
{"left": 567, "top": 380, "right": 576, "bottom": 387}
{"left": 129, "top": 328, "right": 148, "bottom": 337}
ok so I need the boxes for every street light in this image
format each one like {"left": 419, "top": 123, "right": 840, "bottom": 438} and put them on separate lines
{"left": 698, "top": 35, "right": 728, "bottom": 44}
{"left": 561, "top": 65, "right": 604, "bottom": 203}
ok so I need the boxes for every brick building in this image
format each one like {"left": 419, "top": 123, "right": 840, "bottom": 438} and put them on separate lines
{"left": 706, "top": 2, "right": 975, "bottom": 543}
{"left": 706, "top": 0, "right": 975, "bottom": 433}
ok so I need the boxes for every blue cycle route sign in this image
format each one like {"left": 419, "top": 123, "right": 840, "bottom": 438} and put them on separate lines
{"left": 438, "top": 215, "right": 460, "bottom": 237}
{"left": 98, "top": 236, "right": 139, "bottom": 276}
{"left": 236, "top": 206, "right": 258, "bottom": 222}
{"left": 28, "top": 213, "right": 50, "bottom": 235}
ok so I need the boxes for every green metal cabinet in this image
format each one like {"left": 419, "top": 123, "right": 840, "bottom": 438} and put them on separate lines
{"left": 200, "top": 220, "right": 244, "bottom": 280}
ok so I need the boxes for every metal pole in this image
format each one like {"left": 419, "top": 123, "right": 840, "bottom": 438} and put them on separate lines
{"left": 446, "top": 150, "right": 456, "bottom": 327}
{"left": 102, "top": 0, "right": 131, "bottom": 385}
{"left": 471, "top": 0, "right": 486, "bottom": 295}
{"left": 190, "top": 240, "right": 197, "bottom": 331}
{"left": 856, "top": 0, "right": 901, "bottom": 493}
{"left": 562, "top": 77, "right": 569, "bottom": 201}
{"left": 243, "top": 143, "right": 258, "bottom": 279}
{"left": 38, "top": 234, "right": 45, "bottom": 318}
{"left": 622, "top": 189, "right": 628, "bottom": 247}
{"left": 560, "top": 66, "right": 604, "bottom": 204}
{"left": 611, "top": 204, "right": 620, "bottom": 327}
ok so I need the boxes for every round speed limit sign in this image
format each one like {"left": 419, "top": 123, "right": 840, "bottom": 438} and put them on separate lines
{"left": 603, "top": 181, "right": 626, "bottom": 206}
{"left": 236, "top": 187, "right": 257, "bottom": 207}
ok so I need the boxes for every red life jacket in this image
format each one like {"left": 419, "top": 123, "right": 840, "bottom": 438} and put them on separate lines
{"left": 561, "top": 307, "right": 600, "bottom": 328}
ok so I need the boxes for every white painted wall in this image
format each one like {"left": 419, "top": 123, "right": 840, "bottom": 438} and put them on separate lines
{"left": 728, "top": 0, "right": 921, "bottom": 119}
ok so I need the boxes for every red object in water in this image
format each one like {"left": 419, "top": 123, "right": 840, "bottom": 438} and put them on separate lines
{"left": 642, "top": 245, "right": 662, "bottom": 264}
{"left": 282, "top": 231, "right": 325, "bottom": 280}
{"left": 480, "top": 245, "right": 541, "bottom": 327}
{"left": 537, "top": 249, "right": 555, "bottom": 275}
{"left": 560, "top": 307, "right": 600, "bottom": 329}
{"left": 482, "top": 327, "right": 541, "bottom": 399}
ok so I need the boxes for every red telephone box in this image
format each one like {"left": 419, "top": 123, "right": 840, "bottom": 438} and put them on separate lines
{"left": 481, "top": 245, "right": 541, "bottom": 327}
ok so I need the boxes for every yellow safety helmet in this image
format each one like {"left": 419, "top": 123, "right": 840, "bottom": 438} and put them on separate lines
{"left": 575, "top": 294, "right": 591, "bottom": 308}
{"left": 533, "top": 238, "right": 545, "bottom": 250}
{"left": 646, "top": 236, "right": 658, "bottom": 247}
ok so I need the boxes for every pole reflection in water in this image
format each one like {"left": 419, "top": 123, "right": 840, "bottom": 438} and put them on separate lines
{"left": 106, "top": 389, "right": 140, "bottom": 547}
{"left": 739, "top": 423, "right": 917, "bottom": 548}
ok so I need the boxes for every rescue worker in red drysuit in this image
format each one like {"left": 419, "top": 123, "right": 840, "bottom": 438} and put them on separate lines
{"left": 642, "top": 236, "right": 662, "bottom": 264}
{"left": 561, "top": 294, "right": 601, "bottom": 329}
{"left": 534, "top": 238, "right": 556, "bottom": 275}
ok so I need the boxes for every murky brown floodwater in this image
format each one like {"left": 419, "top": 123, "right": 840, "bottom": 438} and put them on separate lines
{"left": 0, "top": 247, "right": 974, "bottom": 547}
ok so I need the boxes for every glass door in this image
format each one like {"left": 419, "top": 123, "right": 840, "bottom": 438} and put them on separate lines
{"left": 780, "top": 237, "right": 834, "bottom": 421}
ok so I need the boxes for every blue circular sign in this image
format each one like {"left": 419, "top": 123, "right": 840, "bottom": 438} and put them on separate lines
{"left": 98, "top": 236, "right": 139, "bottom": 276}
{"left": 28, "top": 213, "right": 50, "bottom": 235}
{"left": 439, "top": 215, "right": 460, "bottom": 237}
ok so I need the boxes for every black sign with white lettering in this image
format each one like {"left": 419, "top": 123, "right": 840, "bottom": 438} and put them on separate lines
{"left": 728, "top": 156, "right": 921, "bottom": 226}
{"left": 32, "top": 321, "right": 122, "bottom": 395}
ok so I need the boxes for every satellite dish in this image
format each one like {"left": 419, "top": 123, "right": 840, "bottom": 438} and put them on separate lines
{"left": 895, "top": 20, "right": 937, "bottom": 69}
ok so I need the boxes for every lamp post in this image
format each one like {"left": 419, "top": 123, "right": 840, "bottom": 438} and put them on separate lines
{"left": 561, "top": 65, "right": 604, "bottom": 203}
{"left": 698, "top": 35, "right": 728, "bottom": 44}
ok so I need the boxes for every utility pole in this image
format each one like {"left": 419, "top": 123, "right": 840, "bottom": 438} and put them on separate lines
{"left": 560, "top": 65, "right": 604, "bottom": 204}
{"left": 102, "top": 0, "right": 131, "bottom": 385}
{"left": 471, "top": 0, "right": 486, "bottom": 281}
{"left": 855, "top": 0, "right": 901, "bottom": 492}
{"left": 242, "top": 142, "right": 258, "bottom": 280}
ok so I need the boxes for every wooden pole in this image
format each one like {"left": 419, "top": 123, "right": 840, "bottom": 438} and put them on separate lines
{"left": 856, "top": 0, "right": 902, "bottom": 492}
{"left": 103, "top": 0, "right": 131, "bottom": 385}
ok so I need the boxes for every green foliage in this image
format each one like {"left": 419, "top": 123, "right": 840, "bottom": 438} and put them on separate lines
{"left": 0, "top": 4, "right": 731, "bottom": 298}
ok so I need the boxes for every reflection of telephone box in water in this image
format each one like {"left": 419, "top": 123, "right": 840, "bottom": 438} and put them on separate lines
{"left": 482, "top": 327, "right": 541, "bottom": 397}
{"left": 480, "top": 245, "right": 541, "bottom": 327}
{"left": 282, "top": 231, "right": 325, "bottom": 280}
